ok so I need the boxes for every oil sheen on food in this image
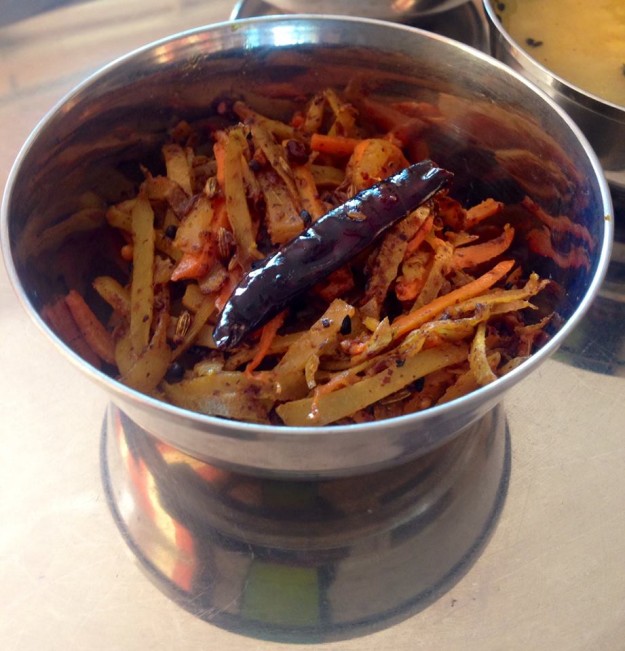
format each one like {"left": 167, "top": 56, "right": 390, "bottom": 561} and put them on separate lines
{"left": 500, "top": 0, "right": 625, "bottom": 107}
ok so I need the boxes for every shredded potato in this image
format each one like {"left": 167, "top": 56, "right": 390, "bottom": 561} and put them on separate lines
{"left": 37, "top": 86, "right": 596, "bottom": 425}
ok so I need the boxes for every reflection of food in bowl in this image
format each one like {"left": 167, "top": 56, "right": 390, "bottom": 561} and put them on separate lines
{"left": 1, "top": 16, "right": 613, "bottom": 477}
{"left": 493, "top": 0, "right": 625, "bottom": 108}
{"left": 483, "top": 0, "right": 625, "bottom": 191}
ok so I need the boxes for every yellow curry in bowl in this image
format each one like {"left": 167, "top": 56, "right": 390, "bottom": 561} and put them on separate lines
{"left": 497, "top": 0, "right": 625, "bottom": 107}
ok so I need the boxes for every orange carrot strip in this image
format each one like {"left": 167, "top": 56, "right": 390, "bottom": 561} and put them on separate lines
{"left": 404, "top": 214, "right": 434, "bottom": 257}
{"left": 64, "top": 289, "right": 116, "bottom": 364}
{"left": 42, "top": 297, "right": 101, "bottom": 368}
{"left": 245, "top": 311, "right": 287, "bottom": 374}
{"left": 391, "top": 259, "right": 515, "bottom": 338}
{"left": 309, "top": 370, "right": 359, "bottom": 417}
{"left": 215, "top": 266, "right": 243, "bottom": 314}
{"left": 464, "top": 198, "right": 504, "bottom": 229}
{"left": 452, "top": 224, "right": 515, "bottom": 269}
{"left": 310, "top": 133, "right": 361, "bottom": 157}
{"left": 170, "top": 242, "right": 215, "bottom": 281}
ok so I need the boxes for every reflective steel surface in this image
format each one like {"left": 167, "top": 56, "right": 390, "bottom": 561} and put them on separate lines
{"left": 233, "top": 0, "right": 470, "bottom": 20}
{"left": 232, "top": 0, "right": 488, "bottom": 48}
{"left": 2, "top": 1, "right": 625, "bottom": 649}
{"left": 557, "top": 194, "right": 625, "bottom": 374}
{"left": 102, "top": 403, "right": 509, "bottom": 642}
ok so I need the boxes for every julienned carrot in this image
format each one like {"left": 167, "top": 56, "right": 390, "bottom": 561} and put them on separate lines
{"left": 171, "top": 195, "right": 230, "bottom": 282}
{"left": 213, "top": 196, "right": 228, "bottom": 227}
{"left": 310, "top": 133, "right": 361, "bottom": 157}
{"left": 215, "top": 266, "right": 243, "bottom": 314}
{"left": 171, "top": 241, "right": 215, "bottom": 281}
{"left": 404, "top": 214, "right": 434, "bottom": 257}
{"left": 245, "top": 311, "right": 287, "bottom": 374}
{"left": 64, "top": 289, "right": 116, "bottom": 364}
{"left": 452, "top": 224, "right": 515, "bottom": 269}
{"left": 464, "top": 198, "right": 504, "bottom": 229}
{"left": 391, "top": 259, "right": 515, "bottom": 339}
{"left": 42, "top": 297, "right": 101, "bottom": 368}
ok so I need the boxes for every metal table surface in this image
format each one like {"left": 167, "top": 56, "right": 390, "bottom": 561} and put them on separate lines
{"left": 1, "top": 1, "right": 624, "bottom": 649}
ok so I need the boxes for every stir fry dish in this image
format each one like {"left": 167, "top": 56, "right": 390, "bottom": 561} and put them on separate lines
{"left": 37, "top": 87, "right": 595, "bottom": 425}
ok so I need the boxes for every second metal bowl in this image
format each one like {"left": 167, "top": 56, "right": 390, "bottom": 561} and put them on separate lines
{"left": 483, "top": 0, "right": 625, "bottom": 196}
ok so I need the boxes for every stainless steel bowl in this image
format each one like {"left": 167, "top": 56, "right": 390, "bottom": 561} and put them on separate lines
{"left": 255, "top": 0, "right": 470, "bottom": 19}
{"left": 483, "top": 0, "right": 625, "bottom": 195}
{"left": 1, "top": 16, "right": 613, "bottom": 478}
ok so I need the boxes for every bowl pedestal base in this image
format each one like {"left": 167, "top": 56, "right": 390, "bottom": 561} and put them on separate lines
{"left": 101, "top": 402, "right": 510, "bottom": 642}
